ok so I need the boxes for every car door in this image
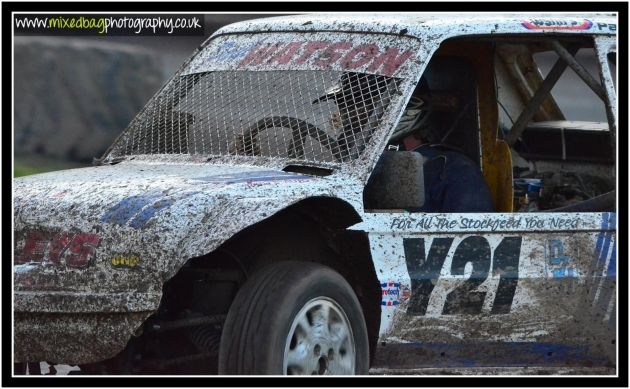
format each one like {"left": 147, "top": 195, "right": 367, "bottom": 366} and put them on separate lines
{"left": 360, "top": 34, "right": 617, "bottom": 372}
{"left": 356, "top": 212, "right": 615, "bottom": 371}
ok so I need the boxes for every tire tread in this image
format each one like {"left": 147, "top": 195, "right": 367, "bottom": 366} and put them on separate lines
{"left": 218, "top": 261, "right": 369, "bottom": 375}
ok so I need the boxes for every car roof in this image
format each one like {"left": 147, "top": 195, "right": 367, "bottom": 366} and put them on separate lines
{"left": 213, "top": 13, "right": 618, "bottom": 40}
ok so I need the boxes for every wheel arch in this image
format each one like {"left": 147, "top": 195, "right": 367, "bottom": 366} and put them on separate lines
{"left": 147, "top": 196, "right": 381, "bottom": 370}
{"left": 216, "top": 196, "right": 382, "bottom": 365}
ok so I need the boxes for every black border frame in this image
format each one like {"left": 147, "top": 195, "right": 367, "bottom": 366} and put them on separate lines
{"left": 2, "top": 2, "right": 627, "bottom": 387}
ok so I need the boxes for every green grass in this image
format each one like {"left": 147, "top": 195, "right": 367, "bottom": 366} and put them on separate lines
{"left": 14, "top": 164, "right": 48, "bottom": 177}
{"left": 14, "top": 156, "right": 89, "bottom": 177}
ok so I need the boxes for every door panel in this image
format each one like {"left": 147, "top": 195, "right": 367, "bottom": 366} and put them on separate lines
{"left": 353, "top": 212, "right": 616, "bottom": 370}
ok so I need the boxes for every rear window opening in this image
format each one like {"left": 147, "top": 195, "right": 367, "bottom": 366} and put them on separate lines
{"left": 498, "top": 39, "right": 615, "bottom": 213}
{"left": 364, "top": 36, "right": 616, "bottom": 214}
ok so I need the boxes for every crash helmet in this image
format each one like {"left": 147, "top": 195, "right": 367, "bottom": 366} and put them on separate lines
{"left": 391, "top": 76, "right": 439, "bottom": 143}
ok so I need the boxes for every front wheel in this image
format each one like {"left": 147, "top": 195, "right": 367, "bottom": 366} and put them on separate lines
{"left": 218, "top": 261, "right": 369, "bottom": 375}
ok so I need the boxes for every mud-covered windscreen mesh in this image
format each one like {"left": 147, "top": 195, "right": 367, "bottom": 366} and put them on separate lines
{"left": 107, "top": 32, "right": 418, "bottom": 163}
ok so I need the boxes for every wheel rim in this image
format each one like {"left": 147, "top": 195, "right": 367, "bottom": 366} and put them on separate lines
{"left": 283, "top": 297, "right": 356, "bottom": 375}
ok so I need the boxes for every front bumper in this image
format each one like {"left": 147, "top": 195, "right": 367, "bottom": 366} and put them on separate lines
{"left": 14, "top": 291, "right": 161, "bottom": 364}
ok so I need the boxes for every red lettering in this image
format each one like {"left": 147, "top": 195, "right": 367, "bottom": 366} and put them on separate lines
{"left": 239, "top": 43, "right": 281, "bottom": 67}
{"left": 367, "top": 47, "right": 413, "bottom": 77}
{"left": 268, "top": 41, "right": 305, "bottom": 65}
{"left": 239, "top": 44, "right": 265, "bottom": 67}
{"left": 238, "top": 41, "right": 413, "bottom": 76}
{"left": 14, "top": 230, "right": 101, "bottom": 268}
{"left": 294, "top": 41, "right": 328, "bottom": 64}
{"left": 314, "top": 42, "right": 352, "bottom": 68}
{"left": 340, "top": 44, "right": 380, "bottom": 69}
{"left": 49, "top": 232, "right": 73, "bottom": 265}
{"left": 63, "top": 233, "right": 101, "bottom": 269}
{"left": 16, "top": 231, "right": 47, "bottom": 264}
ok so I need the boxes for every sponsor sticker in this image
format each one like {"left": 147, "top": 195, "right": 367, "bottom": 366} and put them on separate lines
{"left": 381, "top": 282, "right": 411, "bottom": 306}
{"left": 185, "top": 33, "right": 417, "bottom": 78}
{"left": 111, "top": 254, "right": 140, "bottom": 268}
{"left": 522, "top": 19, "right": 593, "bottom": 31}
{"left": 14, "top": 230, "right": 101, "bottom": 269}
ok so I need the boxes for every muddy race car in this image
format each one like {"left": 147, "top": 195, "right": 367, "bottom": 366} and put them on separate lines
{"left": 14, "top": 13, "right": 617, "bottom": 375}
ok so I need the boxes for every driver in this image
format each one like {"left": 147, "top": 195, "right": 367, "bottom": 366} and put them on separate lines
{"left": 392, "top": 77, "right": 495, "bottom": 213}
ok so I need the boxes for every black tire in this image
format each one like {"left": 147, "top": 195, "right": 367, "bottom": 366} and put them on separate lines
{"left": 218, "top": 261, "right": 369, "bottom": 375}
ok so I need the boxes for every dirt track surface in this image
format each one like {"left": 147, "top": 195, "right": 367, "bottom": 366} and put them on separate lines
{"left": 24, "top": 363, "right": 615, "bottom": 376}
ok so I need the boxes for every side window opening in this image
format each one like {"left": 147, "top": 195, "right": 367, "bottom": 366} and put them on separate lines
{"left": 364, "top": 44, "right": 494, "bottom": 213}
{"left": 497, "top": 38, "right": 615, "bottom": 213}
{"left": 532, "top": 48, "right": 608, "bottom": 122}
{"left": 388, "top": 57, "right": 480, "bottom": 162}
{"left": 364, "top": 36, "right": 616, "bottom": 215}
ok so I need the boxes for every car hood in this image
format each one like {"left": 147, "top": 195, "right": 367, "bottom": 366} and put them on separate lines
{"left": 13, "top": 161, "right": 350, "bottom": 308}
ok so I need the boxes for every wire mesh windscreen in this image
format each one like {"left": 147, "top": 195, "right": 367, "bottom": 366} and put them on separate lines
{"left": 108, "top": 70, "right": 402, "bottom": 163}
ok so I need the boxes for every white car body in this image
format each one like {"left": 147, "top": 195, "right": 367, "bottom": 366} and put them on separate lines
{"left": 14, "top": 12, "right": 617, "bottom": 374}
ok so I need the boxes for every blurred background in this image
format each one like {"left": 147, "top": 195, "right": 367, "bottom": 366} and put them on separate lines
{"left": 13, "top": 14, "right": 276, "bottom": 176}
{"left": 13, "top": 13, "right": 610, "bottom": 177}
